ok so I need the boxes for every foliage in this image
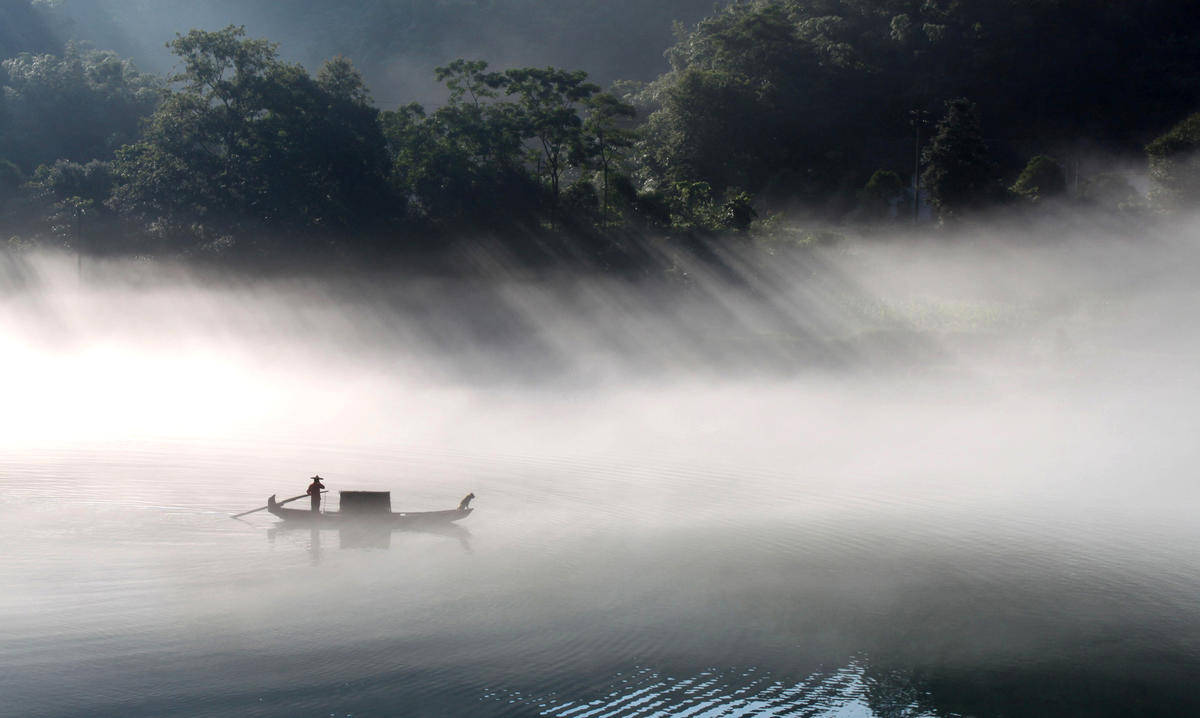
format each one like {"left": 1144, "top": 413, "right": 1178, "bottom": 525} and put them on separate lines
{"left": 110, "top": 26, "right": 390, "bottom": 246}
{"left": 381, "top": 96, "right": 536, "bottom": 227}
{"left": 8, "top": 1, "right": 1200, "bottom": 255}
{"left": 637, "top": 0, "right": 1200, "bottom": 216}
{"left": 32, "top": 157, "right": 112, "bottom": 203}
{"left": 857, "top": 169, "right": 906, "bottom": 221}
{"left": 559, "top": 179, "right": 600, "bottom": 228}
{"left": 0, "top": 46, "right": 160, "bottom": 171}
{"left": 640, "top": 2, "right": 848, "bottom": 203}
{"left": 663, "top": 180, "right": 757, "bottom": 231}
{"left": 383, "top": 62, "right": 530, "bottom": 227}
{"left": 1146, "top": 111, "right": 1200, "bottom": 211}
{"left": 1011, "top": 155, "right": 1066, "bottom": 202}
{"left": 29, "top": 158, "right": 113, "bottom": 247}
{"left": 720, "top": 189, "right": 757, "bottom": 231}
{"left": 384, "top": 59, "right": 640, "bottom": 232}
{"left": 921, "top": 98, "right": 1001, "bottom": 218}
{"left": 580, "top": 92, "right": 637, "bottom": 226}
{"left": 503, "top": 66, "right": 600, "bottom": 225}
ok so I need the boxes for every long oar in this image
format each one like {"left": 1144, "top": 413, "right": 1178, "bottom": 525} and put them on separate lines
{"left": 231, "top": 491, "right": 326, "bottom": 519}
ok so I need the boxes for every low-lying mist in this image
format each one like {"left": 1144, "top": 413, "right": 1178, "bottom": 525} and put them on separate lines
{"left": 4, "top": 216, "right": 1199, "bottom": 501}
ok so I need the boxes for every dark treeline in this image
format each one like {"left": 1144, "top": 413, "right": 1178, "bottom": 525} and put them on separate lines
{"left": 639, "top": 0, "right": 1200, "bottom": 217}
{"left": 4, "top": 0, "right": 1200, "bottom": 265}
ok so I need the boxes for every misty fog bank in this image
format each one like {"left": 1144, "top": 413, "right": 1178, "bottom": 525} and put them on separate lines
{"left": 5, "top": 217, "right": 1200, "bottom": 379}
{"left": 3, "top": 218, "right": 1199, "bottom": 461}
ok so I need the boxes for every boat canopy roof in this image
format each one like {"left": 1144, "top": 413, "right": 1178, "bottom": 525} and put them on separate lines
{"left": 339, "top": 491, "right": 391, "bottom": 514}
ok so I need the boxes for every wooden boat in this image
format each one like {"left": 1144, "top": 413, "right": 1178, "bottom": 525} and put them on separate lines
{"left": 266, "top": 491, "right": 473, "bottom": 527}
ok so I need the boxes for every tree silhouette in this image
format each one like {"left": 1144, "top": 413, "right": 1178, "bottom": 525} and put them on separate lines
{"left": 921, "top": 98, "right": 1001, "bottom": 219}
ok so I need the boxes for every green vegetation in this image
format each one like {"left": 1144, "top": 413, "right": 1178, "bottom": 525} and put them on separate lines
{"left": 635, "top": 0, "right": 1200, "bottom": 217}
{"left": 920, "top": 98, "right": 1003, "bottom": 217}
{"left": 1, "top": 46, "right": 159, "bottom": 171}
{"left": 1147, "top": 112, "right": 1200, "bottom": 211}
{"left": 856, "top": 170, "right": 905, "bottom": 222}
{"left": 110, "top": 27, "right": 390, "bottom": 249}
{"left": 1011, "top": 156, "right": 1067, "bottom": 203}
{"left": 29, "top": 159, "right": 114, "bottom": 249}
{"left": 3, "top": 0, "right": 1200, "bottom": 261}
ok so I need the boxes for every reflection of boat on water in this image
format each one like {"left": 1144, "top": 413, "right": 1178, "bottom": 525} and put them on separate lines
{"left": 265, "top": 514, "right": 472, "bottom": 538}
{"left": 266, "top": 490, "right": 474, "bottom": 527}
{"left": 266, "top": 491, "right": 474, "bottom": 552}
{"left": 267, "top": 514, "right": 473, "bottom": 551}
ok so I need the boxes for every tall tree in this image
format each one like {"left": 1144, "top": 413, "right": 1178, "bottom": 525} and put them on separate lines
{"left": 382, "top": 59, "right": 534, "bottom": 226}
{"left": 503, "top": 67, "right": 599, "bottom": 227}
{"left": 920, "top": 98, "right": 1001, "bottom": 218}
{"left": 580, "top": 92, "right": 636, "bottom": 227}
{"left": 111, "top": 26, "right": 390, "bottom": 245}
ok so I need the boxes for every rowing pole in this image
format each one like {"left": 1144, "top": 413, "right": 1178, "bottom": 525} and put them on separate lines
{"left": 231, "top": 490, "right": 327, "bottom": 519}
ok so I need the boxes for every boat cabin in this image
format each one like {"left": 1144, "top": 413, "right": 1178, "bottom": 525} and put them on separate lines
{"left": 338, "top": 491, "right": 391, "bottom": 515}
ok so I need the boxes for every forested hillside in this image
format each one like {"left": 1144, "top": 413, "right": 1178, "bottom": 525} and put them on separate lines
{"left": 4, "top": 0, "right": 1200, "bottom": 262}
{"left": 639, "top": 0, "right": 1200, "bottom": 213}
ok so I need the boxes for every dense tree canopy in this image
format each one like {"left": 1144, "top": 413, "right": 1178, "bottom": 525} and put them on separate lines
{"left": 382, "top": 60, "right": 635, "bottom": 231}
{"left": 110, "top": 27, "right": 390, "bottom": 245}
{"left": 5, "top": 1, "right": 1200, "bottom": 256}
{"left": 1, "top": 46, "right": 159, "bottom": 171}
{"left": 636, "top": 0, "right": 1200, "bottom": 216}
{"left": 1146, "top": 112, "right": 1200, "bottom": 211}
{"left": 28, "top": 158, "right": 115, "bottom": 248}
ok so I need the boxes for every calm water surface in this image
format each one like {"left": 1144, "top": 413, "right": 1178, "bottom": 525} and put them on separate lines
{"left": 4, "top": 426, "right": 1199, "bottom": 717}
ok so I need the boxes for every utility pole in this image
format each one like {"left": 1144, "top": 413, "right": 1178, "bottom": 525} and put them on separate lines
{"left": 909, "top": 109, "right": 930, "bottom": 224}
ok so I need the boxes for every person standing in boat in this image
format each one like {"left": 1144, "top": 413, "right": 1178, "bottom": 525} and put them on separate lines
{"left": 306, "top": 475, "right": 326, "bottom": 512}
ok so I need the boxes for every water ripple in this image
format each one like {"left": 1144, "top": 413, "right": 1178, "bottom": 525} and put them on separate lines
{"left": 482, "top": 660, "right": 945, "bottom": 718}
